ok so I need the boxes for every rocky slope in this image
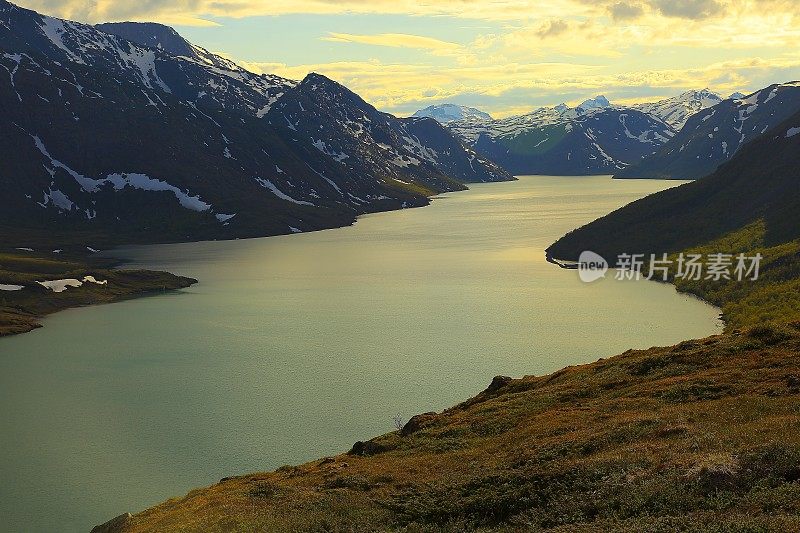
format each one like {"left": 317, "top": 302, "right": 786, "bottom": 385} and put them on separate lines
{"left": 616, "top": 83, "right": 800, "bottom": 179}
{"left": 0, "top": 0, "right": 512, "bottom": 248}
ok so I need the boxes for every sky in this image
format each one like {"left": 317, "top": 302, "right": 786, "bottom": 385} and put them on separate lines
{"left": 14, "top": 0, "right": 800, "bottom": 117}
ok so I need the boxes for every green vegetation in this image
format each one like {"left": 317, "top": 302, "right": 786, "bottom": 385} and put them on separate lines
{"left": 667, "top": 221, "right": 800, "bottom": 329}
{"left": 500, "top": 126, "right": 567, "bottom": 156}
{"left": 548, "top": 108, "right": 800, "bottom": 330}
{"left": 0, "top": 250, "right": 196, "bottom": 336}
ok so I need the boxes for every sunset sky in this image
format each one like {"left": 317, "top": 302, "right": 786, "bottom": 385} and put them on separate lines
{"left": 15, "top": 0, "right": 800, "bottom": 117}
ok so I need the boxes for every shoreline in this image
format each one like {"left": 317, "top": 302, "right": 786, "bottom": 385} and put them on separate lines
{"left": 0, "top": 250, "right": 197, "bottom": 337}
{"left": 95, "top": 321, "right": 800, "bottom": 532}
{"left": 0, "top": 193, "right": 440, "bottom": 338}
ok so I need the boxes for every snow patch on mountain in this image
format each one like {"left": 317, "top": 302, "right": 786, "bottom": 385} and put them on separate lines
{"left": 633, "top": 89, "right": 722, "bottom": 129}
{"left": 412, "top": 104, "right": 492, "bottom": 124}
{"left": 255, "top": 177, "right": 315, "bottom": 206}
{"left": 32, "top": 135, "right": 213, "bottom": 212}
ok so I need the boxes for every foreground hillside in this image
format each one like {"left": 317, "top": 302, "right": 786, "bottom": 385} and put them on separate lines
{"left": 99, "top": 324, "right": 800, "bottom": 532}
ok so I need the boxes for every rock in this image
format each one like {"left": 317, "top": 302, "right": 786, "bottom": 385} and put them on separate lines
{"left": 91, "top": 512, "right": 132, "bottom": 533}
{"left": 486, "top": 375, "right": 512, "bottom": 393}
{"left": 400, "top": 412, "right": 438, "bottom": 436}
{"left": 348, "top": 440, "right": 388, "bottom": 456}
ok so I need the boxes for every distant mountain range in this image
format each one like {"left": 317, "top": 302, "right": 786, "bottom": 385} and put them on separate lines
{"left": 616, "top": 83, "right": 800, "bottom": 179}
{"left": 0, "top": 1, "right": 511, "bottom": 247}
{"left": 415, "top": 86, "right": 800, "bottom": 178}
{"left": 445, "top": 99, "right": 675, "bottom": 175}
{"left": 631, "top": 89, "right": 723, "bottom": 130}
{"left": 412, "top": 104, "right": 492, "bottom": 123}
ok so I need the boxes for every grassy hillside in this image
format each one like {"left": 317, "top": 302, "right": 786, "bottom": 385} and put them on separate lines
{"left": 100, "top": 324, "right": 800, "bottom": 532}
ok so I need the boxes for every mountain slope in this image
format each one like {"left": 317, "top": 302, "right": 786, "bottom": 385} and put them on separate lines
{"left": 0, "top": 1, "right": 511, "bottom": 247}
{"left": 549, "top": 107, "right": 800, "bottom": 259}
{"left": 95, "top": 22, "right": 236, "bottom": 70}
{"left": 450, "top": 105, "right": 675, "bottom": 175}
{"left": 616, "top": 83, "right": 800, "bottom": 179}
{"left": 412, "top": 103, "right": 492, "bottom": 124}
{"left": 548, "top": 108, "right": 800, "bottom": 328}
{"left": 632, "top": 89, "right": 722, "bottom": 130}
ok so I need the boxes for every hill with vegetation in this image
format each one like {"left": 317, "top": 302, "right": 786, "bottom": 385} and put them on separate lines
{"left": 548, "top": 108, "right": 800, "bottom": 329}
{"left": 97, "top": 323, "right": 800, "bottom": 532}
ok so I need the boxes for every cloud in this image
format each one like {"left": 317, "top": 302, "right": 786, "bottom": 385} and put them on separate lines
{"left": 13, "top": 0, "right": 800, "bottom": 118}
{"left": 535, "top": 19, "right": 570, "bottom": 38}
{"left": 608, "top": 2, "right": 644, "bottom": 21}
{"left": 13, "top": 0, "right": 599, "bottom": 23}
{"left": 650, "top": 0, "right": 723, "bottom": 19}
{"left": 238, "top": 53, "right": 800, "bottom": 117}
{"left": 322, "top": 33, "right": 462, "bottom": 54}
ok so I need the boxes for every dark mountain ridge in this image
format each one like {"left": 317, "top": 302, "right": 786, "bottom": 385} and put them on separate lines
{"left": 0, "top": 0, "right": 511, "bottom": 247}
{"left": 547, "top": 108, "right": 800, "bottom": 260}
{"left": 616, "top": 83, "right": 800, "bottom": 180}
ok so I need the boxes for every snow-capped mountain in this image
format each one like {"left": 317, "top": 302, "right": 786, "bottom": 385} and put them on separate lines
{"left": 632, "top": 89, "right": 722, "bottom": 130}
{"left": 95, "top": 22, "right": 235, "bottom": 70}
{"left": 616, "top": 82, "right": 800, "bottom": 179}
{"left": 447, "top": 99, "right": 675, "bottom": 175}
{"left": 412, "top": 104, "right": 492, "bottom": 124}
{"left": 728, "top": 91, "right": 746, "bottom": 100}
{"left": 0, "top": 0, "right": 511, "bottom": 246}
{"left": 576, "top": 95, "right": 611, "bottom": 112}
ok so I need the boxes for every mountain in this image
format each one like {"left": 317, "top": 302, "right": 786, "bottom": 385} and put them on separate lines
{"left": 0, "top": 1, "right": 511, "bottom": 246}
{"left": 576, "top": 95, "right": 611, "bottom": 111}
{"left": 412, "top": 103, "right": 492, "bottom": 124}
{"left": 632, "top": 89, "right": 722, "bottom": 130}
{"left": 548, "top": 105, "right": 800, "bottom": 330}
{"left": 729, "top": 91, "right": 746, "bottom": 100}
{"left": 95, "top": 22, "right": 234, "bottom": 70}
{"left": 448, "top": 102, "right": 675, "bottom": 175}
{"left": 616, "top": 83, "right": 800, "bottom": 179}
{"left": 548, "top": 107, "right": 800, "bottom": 260}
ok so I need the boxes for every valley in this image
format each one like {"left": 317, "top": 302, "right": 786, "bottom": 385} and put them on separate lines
{"left": 2, "top": 1, "right": 800, "bottom": 532}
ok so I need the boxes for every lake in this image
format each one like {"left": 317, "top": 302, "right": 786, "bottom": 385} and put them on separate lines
{"left": 0, "top": 176, "right": 722, "bottom": 532}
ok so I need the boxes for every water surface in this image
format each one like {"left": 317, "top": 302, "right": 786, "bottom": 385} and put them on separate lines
{"left": 0, "top": 176, "right": 722, "bottom": 532}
